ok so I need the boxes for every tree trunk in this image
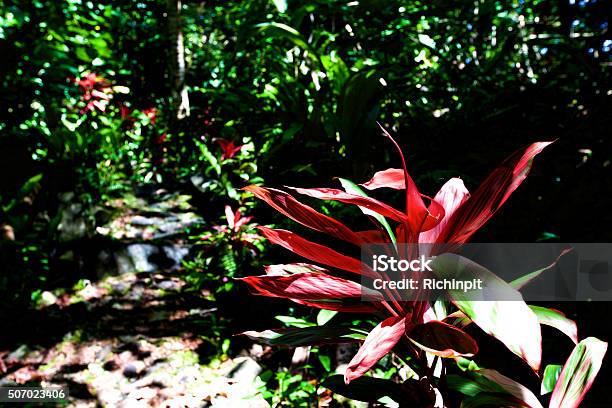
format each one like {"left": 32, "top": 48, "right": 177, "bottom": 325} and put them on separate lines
{"left": 167, "top": 0, "right": 189, "bottom": 120}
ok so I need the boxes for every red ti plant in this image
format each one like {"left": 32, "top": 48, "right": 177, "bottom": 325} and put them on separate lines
{"left": 201, "top": 205, "right": 264, "bottom": 256}
{"left": 215, "top": 138, "right": 243, "bottom": 161}
{"left": 239, "top": 129, "right": 607, "bottom": 407}
{"left": 72, "top": 72, "right": 112, "bottom": 114}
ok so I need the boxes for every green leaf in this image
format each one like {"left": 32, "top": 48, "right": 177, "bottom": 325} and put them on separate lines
{"left": 322, "top": 375, "right": 403, "bottom": 403}
{"left": 195, "top": 140, "right": 221, "bottom": 176}
{"left": 320, "top": 51, "right": 349, "bottom": 94}
{"left": 541, "top": 364, "right": 562, "bottom": 395}
{"left": 447, "top": 373, "right": 504, "bottom": 397}
{"left": 318, "top": 354, "right": 331, "bottom": 372}
{"left": 408, "top": 321, "right": 478, "bottom": 358}
{"left": 510, "top": 248, "right": 572, "bottom": 291}
{"left": 275, "top": 315, "right": 316, "bottom": 328}
{"left": 529, "top": 305, "right": 578, "bottom": 344}
{"left": 478, "top": 369, "right": 543, "bottom": 408}
{"left": 19, "top": 173, "right": 43, "bottom": 196}
{"left": 432, "top": 254, "right": 542, "bottom": 371}
{"left": 316, "top": 309, "right": 337, "bottom": 326}
{"left": 337, "top": 178, "right": 396, "bottom": 243}
{"left": 75, "top": 47, "right": 90, "bottom": 62}
{"left": 240, "top": 326, "right": 364, "bottom": 347}
{"left": 4, "top": 173, "right": 43, "bottom": 213}
{"left": 460, "top": 392, "right": 531, "bottom": 408}
{"left": 549, "top": 337, "right": 608, "bottom": 408}
{"left": 456, "top": 357, "right": 481, "bottom": 372}
{"left": 255, "top": 23, "right": 319, "bottom": 65}
{"left": 271, "top": 0, "right": 287, "bottom": 13}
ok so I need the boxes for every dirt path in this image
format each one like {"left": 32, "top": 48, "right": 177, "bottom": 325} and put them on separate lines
{"left": 0, "top": 191, "right": 268, "bottom": 407}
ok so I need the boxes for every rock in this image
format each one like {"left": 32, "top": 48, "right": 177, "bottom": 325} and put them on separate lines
{"left": 114, "top": 244, "right": 157, "bottom": 274}
{"left": 130, "top": 215, "right": 160, "bottom": 226}
{"left": 157, "top": 280, "right": 180, "bottom": 291}
{"left": 291, "top": 346, "right": 311, "bottom": 366}
{"left": 228, "top": 357, "right": 262, "bottom": 384}
{"left": 123, "top": 361, "right": 146, "bottom": 378}
{"left": 163, "top": 245, "right": 189, "bottom": 266}
{"left": 57, "top": 201, "right": 89, "bottom": 242}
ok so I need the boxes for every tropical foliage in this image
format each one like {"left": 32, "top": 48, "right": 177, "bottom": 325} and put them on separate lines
{"left": 0, "top": 0, "right": 609, "bottom": 406}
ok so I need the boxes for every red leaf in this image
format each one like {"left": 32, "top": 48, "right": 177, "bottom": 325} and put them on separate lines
{"left": 245, "top": 186, "right": 361, "bottom": 245}
{"left": 288, "top": 187, "right": 409, "bottom": 223}
{"left": 239, "top": 272, "right": 380, "bottom": 300}
{"left": 355, "top": 230, "right": 389, "bottom": 243}
{"left": 216, "top": 138, "right": 243, "bottom": 160}
{"left": 360, "top": 168, "right": 406, "bottom": 190}
{"left": 345, "top": 315, "right": 407, "bottom": 383}
{"left": 291, "top": 299, "right": 379, "bottom": 313}
{"left": 258, "top": 227, "right": 376, "bottom": 277}
{"left": 407, "top": 320, "right": 478, "bottom": 358}
{"left": 435, "top": 142, "right": 553, "bottom": 244}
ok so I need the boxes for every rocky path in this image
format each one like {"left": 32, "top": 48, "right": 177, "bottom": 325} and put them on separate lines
{"left": 0, "top": 190, "right": 268, "bottom": 407}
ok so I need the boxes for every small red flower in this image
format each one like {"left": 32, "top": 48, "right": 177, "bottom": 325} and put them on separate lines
{"left": 120, "top": 104, "right": 131, "bottom": 119}
{"left": 143, "top": 107, "right": 158, "bottom": 125}
{"left": 155, "top": 132, "right": 168, "bottom": 145}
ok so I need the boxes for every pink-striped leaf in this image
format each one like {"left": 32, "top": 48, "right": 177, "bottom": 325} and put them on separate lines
{"left": 345, "top": 315, "right": 407, "bottom": 384}
{"left": 419, "top": 178, "right": 470, "bottom": 244}
{"left": 290, "top": 298, "right": 379, "bottom": 313}
{"left": 529, "top": 306, "right": 578, "bottom": 344}
{"left": 435, "top": 141, "right": 553, "bottom": 244}
{"left": 338, "top": 178, "right": 397, "bottom": 243}
{"left": 478, "top": 369, "right": 544, "bottom": 408}
{"left": 432, "top": 253, "right": 542, "bottom": 371}
{"left": 407, "top": 320, "right": 478, "bottom": 358}
{"left": 446, "top": 305, "right": 579, "bottom": 346}
{"left": 239, "top": 272, "right": 381, "bottom": 300}
{"left": 288, "top": 187, "right": 409, "bottom": 223}
{"left": 359, "top": 168, "right": 445, "bottom": 233}
{"left": 549, "top": 337, "right": 608, "bottom": 408}
{"left": 240, "top": 326, "right": 365, "bottom": 347}
{"left": 510, "top": 248, "right": 573, "bottom": 291}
